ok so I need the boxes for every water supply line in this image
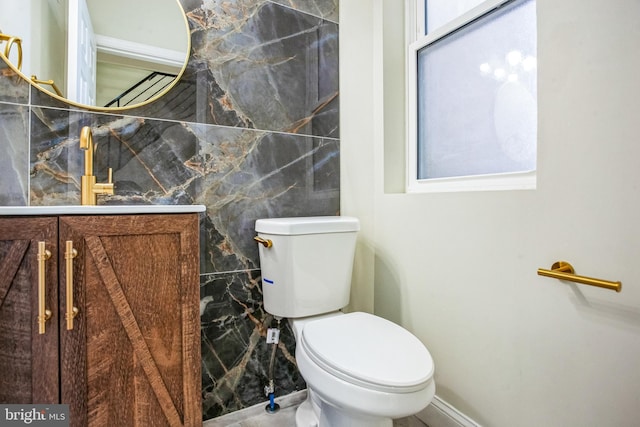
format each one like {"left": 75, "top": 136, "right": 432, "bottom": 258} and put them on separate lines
{"left": 264, "top": 316, "right": 282, "bottom": 414}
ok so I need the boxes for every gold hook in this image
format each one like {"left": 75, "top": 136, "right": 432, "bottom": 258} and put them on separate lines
{"left": 31, "top": 75, "right": 63, "bottom": 96}
{"left": 0, "top": 33, "right": 23, "bottom": 71}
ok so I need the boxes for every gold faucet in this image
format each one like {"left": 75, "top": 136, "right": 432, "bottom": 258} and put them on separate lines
{"left": 79, "top": 126, "right": 114, "bottom": 205}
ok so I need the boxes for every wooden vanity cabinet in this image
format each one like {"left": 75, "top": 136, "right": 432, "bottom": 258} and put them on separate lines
{"left": 0, "top": 214, "right": 202, "bottom": 427}
{"left": 0, "top": 217, "right": 59, "bottom": 404}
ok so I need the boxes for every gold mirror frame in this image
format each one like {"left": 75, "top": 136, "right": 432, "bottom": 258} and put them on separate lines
{"left": 0, "top": 0, "right": 190, "bottom": 112}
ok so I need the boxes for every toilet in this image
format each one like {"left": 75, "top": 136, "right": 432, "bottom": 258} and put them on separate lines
{"left": 255, "top": 216, "right": 435, "bottom": 427}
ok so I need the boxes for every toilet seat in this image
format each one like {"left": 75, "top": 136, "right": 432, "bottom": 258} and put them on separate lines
{"left": 300, "top": 312, "right": 434, "bottom": 393}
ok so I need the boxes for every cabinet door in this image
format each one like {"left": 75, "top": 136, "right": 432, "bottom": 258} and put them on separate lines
{"left": 59, "top": 214, "right": 201, "bottom": 427}
{"left": 0, "top": 217, "right": 59, "bottom": 404}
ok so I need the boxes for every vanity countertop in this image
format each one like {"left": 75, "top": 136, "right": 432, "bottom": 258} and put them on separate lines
{"left": 0, "top": 205, "right": 206, "bottom": 216}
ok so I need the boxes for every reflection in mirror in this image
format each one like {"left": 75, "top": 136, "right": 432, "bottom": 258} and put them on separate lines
{"left": 0, "top": 0, "right": 189, "bottom": 110}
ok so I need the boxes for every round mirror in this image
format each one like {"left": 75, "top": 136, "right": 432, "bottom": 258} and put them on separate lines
{"left": 0, "top": 0, "right": 190, "bottom": 111}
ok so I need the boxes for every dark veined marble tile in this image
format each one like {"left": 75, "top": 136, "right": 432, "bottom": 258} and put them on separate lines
{"left": 1, "top": 33, "right": 192, "bottom": 120}
{"left": 26, "top": 62, "right": 203, "bottom": 125}
{"left": 200, "top": 271, "right": 305, "bottom": 420}
{"left": 192, "top": 124, "right": 339, "bottom": 274}
{"left": 30, "top": 84, "right": 74, "bottom": 110}
{"left": 270, "top": 0, "right": 339, "bottom": 23}
{"left": 0, "top": 103, "right": 29, "bottom": 205}
{"left": 6, "top": 0, "right": 339, "bottom": 137}
{"left": 28, "top": 108, "right": 85, "bottom": 205}
{"left": 200, "top": 213, "right": 259, "bottom": 278}
{"left": 187, "top": 0, "right": 339, "bottom": 138}
{"left": 94, "top": 118, "right": 200, "bottom": 205}
{"left": 127, "top": 61, "right": 207, "bottom": 124}
{"left": 25, "top": 61, "right": 223, "bottom": 128}
{"left": 22, "top": 53, "right": 227, "bottom": 127}
{"left": 97, "top": 61, "right": 245, "bottom": 126}
{"left": 29, "top": 107, "right": 200, "bottom": 206}
{"left": 0, "top": 58, "right": 29, "bottom": 104}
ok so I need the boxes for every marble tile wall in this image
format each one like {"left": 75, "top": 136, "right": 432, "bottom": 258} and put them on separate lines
{"left": 0, "top": 0, "right": 339, "bottom": 421}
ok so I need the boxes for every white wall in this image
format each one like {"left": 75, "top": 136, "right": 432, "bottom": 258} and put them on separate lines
{"left": 0, "top": 0, "right": 66, "bottom": 95}
{"left": 0, "top": 0, "right": 33, "bottom": 75}
{"left": 340, "top": 1, "right": 640, "bottom": 426}
{"left": 340, "top": 0, "right": 378, "bottom": 314}
{"left": 87, "top": 0, "right": 187, "bottom": 53}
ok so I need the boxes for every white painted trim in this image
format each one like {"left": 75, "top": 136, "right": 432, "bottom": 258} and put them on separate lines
{"left": 407, "top": 171, "right": 536, "bottom": 193}
{"left": 405, "top": 0, "right": 424, "bottom": 42}
{"left": 95, "top": 34, "right": 185, "bottom": 69}
{"left": 416, "top": 395, "right": 482, "bottom": 427}
{"left": 412, "top": 0, "right": 512, "bottom": 47}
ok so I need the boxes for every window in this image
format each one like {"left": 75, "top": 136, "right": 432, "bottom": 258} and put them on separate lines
{"left": 407, "top": 0, "right": 537, "bottom": 192}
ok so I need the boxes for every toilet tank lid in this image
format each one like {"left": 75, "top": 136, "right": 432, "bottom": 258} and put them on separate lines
{"left": 255, "top": 216, "right": 360, "bottom": 235}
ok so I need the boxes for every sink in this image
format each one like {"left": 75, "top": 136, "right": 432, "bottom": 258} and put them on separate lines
{"left": 0, "top": 205, "right": 206, "bottom": 216}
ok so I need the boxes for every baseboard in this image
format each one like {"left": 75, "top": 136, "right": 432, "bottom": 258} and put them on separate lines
{"left": 203, "top": 390, "right": 480, "bottom": 427}
{"left": 415, "top": 395, "right": 481, "bottom": 427}
{"left": 203, "top": 390, "right": 307, "bottom": 426}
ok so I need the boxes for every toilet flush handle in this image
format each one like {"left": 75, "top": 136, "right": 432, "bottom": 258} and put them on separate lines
{"left": 254, "top": 236, "right": 273, "bottom": 248}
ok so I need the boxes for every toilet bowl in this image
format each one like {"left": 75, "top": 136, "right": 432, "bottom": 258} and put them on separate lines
{"left": 290, "top": 311, "right": 435, "bottom": 426}
{"left": 254, "top": 216, "right": 436, "bottom": 426}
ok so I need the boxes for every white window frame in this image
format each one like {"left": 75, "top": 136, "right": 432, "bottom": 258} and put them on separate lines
{"left": 406, "top": 0, "right": 536, "bottom": 193}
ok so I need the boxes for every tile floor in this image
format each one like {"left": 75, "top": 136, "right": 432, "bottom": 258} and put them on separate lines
{"left": 204, "top": 391, "right": 429, "bottom": 427}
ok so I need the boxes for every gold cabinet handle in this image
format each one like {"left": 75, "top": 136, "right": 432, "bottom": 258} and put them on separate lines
{"left": 65, "top": 241, "right": 79, "bottom": 330}
{"left": 537, "top": 261, "right": 622, "bottom": 293}
{"left": 254, "top": 236, "right": 273, "bottom": 248}
{"left": 37, "top": 242, "right": 52, "bottom": 334}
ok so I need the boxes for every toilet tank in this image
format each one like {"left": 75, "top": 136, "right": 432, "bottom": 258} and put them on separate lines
{"left": 255, "top": 216, "right": 360, "bottom": 318}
